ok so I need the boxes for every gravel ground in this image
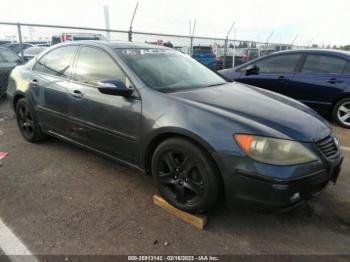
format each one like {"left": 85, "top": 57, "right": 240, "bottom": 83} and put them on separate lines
{"left": 0, "top": 97, "right": 349, "bottom": 257}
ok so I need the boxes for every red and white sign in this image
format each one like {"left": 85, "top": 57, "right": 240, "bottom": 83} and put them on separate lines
{"left": 60, "top": 34, "right": 73, "bottom": 42}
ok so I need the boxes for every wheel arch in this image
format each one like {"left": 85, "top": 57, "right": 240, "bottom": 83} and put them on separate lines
{"left": 12, "top": 91, "right": 26, "bottom": 110}
{"left": 142, "top": 128, "right": 226, "bottom": 197}
{"left": 332, "top": 92, "right": 350, "bottom": 108}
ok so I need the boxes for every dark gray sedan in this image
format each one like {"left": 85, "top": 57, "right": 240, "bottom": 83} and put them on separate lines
{"left": 6, "top": 41, "right": 343, "bottom": 213}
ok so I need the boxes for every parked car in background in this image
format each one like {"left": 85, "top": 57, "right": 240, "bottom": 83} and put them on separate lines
{"left": 51, "top": 33, "right": 105, "bottom": 45}
{"left": 1, "top": 43, "right": 33, "bottom": 54}
{"left": 0, "top": 47, "right": 21, "bottom": 98}
{"left": 192, "top": 46, "right": 217, "bottom": 69}
{"left": 216, "top": 48, "right": 259, "bottom": 69}
{"left": 219, "top": 49, "right": 350, "bottom": 128}
{"left": 25, "top": 41, "right": 50, "bottom": 47}
{"left": 22, "top": 46, "right": 48, "bottom": 62}
{"left": 0, "top": 40, "right": 12, "bottom": 46}
{"left": 7, "top": 41, "right": 343, "bottom": 213}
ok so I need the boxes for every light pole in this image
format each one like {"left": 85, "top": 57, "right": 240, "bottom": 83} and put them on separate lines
{"left": 103, "top": 6, "right": 111, "bottom": 40}
{"left": 223, "top": 22, "right": 235, "bottom": 70}
{"left": 128, "top": 2, "right": 139, "bottom": 42}
{"left": 189, "top": 19, "right": 196, "bottom": 56}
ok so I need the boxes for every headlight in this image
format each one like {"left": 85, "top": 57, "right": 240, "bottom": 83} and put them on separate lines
{"left": 234, "top": 134, "right": 317, "bottom": 165}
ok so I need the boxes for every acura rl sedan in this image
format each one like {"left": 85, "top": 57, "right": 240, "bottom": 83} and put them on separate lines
{"left": 6, "top": 41, "right": 343, "bottom": 213}
{"left": 219, "top": 49, "right": 350, "bottom": 128}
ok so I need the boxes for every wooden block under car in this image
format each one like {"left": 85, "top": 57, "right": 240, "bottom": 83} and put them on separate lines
{"left": 153, "top": 194, "right": 207, "bottom": 230}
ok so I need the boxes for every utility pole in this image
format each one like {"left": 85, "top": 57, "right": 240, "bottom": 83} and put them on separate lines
{"left": 223, "top": 22, "right": 235, "bottom": 70}
{"left": 104, "top": 6, "right": 111, "bottom": 40}
{"left": 129, "top": 2, "right": 139, "bottom": 42}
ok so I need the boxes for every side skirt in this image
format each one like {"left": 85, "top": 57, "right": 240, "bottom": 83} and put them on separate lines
{"left": 46, "top": 130, "right": 146, "bottom": 175}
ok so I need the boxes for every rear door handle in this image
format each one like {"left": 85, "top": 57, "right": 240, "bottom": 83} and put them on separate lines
{"left": 326, "top": 78, "right": 344, "bottom": 84}
{"left": 31, "top": 79, "right": 39, "bottom": 87}
{"left": 71, "top": 90, "right": 84, "bottom": 98}
{"left": 277, "top": 75, "right": 286, "bottom": 81}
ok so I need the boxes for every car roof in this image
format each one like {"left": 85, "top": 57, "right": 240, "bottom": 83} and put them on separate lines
{"left": 59, "top": 40, "right": 169, "bottom": 49}
{"left": 230, "top": 48, "right": 350, "bottom": 71}
{"left": 267, "top": 48, "right": 350, "bottom": 57}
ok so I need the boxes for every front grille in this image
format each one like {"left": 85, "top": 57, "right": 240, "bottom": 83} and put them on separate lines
{"left": 316, "top": 136, "right": 338, "bottom": 159}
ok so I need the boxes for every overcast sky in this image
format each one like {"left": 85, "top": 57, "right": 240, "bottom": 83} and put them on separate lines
{"left": 1, "top": 0, "right": 349, "bottom": 46}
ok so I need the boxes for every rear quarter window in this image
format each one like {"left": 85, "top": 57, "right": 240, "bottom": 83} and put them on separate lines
{"left": 301, "top": 55, "right": 347, "bottom": 74}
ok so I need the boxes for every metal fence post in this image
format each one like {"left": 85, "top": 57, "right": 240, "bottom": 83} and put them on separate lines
{"left": 189, "top": 36, "right": 193, "bottom": 56}
{"left": 222, "top": 38, "right": 228, "bottom": 70}
{"left": 232, "top": 41, "right": 236, "bottom": 68}
{"left": 17, "top": 23, "right": 24, "bottom": 63}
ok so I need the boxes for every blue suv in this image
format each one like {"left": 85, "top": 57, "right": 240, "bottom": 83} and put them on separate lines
{"left": 219, "top": 49, "right": 350, "bottom": 128}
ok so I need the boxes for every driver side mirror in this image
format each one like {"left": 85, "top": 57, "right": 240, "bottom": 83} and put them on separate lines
{"left": 97, "top": 80, "right": 133, "bottom": 96}
{"left": 245, "top": 64, "right": 259, "bottom": 75}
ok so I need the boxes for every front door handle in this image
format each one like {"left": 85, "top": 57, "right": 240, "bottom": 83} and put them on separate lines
{"left": 71, "top": 90, "right": 84, "bottom": 98}
{"left": 31, "top": 79, "right": 39, "bottom": 87}
{"left": 277, "top": 75, "right": 286, "bottom": 81}
{"left": 326, "top": 78, "right": 344, "bottom": 84}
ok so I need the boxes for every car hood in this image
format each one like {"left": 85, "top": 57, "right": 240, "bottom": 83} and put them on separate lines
{"left": 169, "top": 82, "right": 331, "bottom": 142}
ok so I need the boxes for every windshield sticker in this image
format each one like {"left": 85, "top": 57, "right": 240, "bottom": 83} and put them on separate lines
{"left": 122, "top": 49, "right": 178, "bottom": 55}
{"left": 122, "top": 49, "right": 137, "bottom": 55}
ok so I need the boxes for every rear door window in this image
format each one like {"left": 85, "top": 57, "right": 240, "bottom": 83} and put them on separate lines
{"left": 301, "top": 55, "right": 346, "bottom": 74}
{"left": 33, "top": 46, "right": 78, "bottom": 78}
{"left": 254, "top": 54, "right": 301, "bottom": 73}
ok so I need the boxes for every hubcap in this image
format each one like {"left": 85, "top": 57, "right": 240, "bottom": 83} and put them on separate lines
{"left": 337, "top": 102, "right": 350, "bottom": 126}
{"left": 157, "top": 150, "right": 204, "bottom": 205}
{"left": 17, "top": 104, "right": 34, "bottom": 138}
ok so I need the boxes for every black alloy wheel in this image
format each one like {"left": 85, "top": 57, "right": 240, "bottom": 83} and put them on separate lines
{"left": 16, "top": 98, "right": 47, "bottom": 142}
{"left": 152, "top": 137, "right": 220, "bottom": 213}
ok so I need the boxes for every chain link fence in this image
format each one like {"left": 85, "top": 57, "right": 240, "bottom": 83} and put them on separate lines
{"left": 0, "top": 22, "right": 305, "bottom": 98}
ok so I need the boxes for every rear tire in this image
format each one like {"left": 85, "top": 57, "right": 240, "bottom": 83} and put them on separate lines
{"left": 151, "top": 137, "right": 220, "bottom": 213}
{"left": 16, "top": 98, "right": 48, "bottom": 142}
{"left": 332, "top": 97, "right": 350, "bottom": 128}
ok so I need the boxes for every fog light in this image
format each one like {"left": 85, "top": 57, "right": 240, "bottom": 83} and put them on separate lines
{"left": 290, "top": 192, "right": 301, "bottom": 202}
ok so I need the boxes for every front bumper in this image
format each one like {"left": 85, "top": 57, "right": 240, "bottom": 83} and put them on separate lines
{"left": 217, "top": 147, "right": 343, "bottom": 210}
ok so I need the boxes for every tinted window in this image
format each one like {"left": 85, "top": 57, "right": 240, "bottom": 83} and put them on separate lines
{"left": 0, "top": 48, "right": 20, "bottom": 63}
{"left": 74, "top": 47, "right": 126, "bottom": 86}
{"left": 33, "top": 46, "right": 78, "bottom": 78}
{"left": 301, "top": 55, "right": 346, "bottom": 74}
{"left": 254, "top": 54, "right": 301, "bottom": 73}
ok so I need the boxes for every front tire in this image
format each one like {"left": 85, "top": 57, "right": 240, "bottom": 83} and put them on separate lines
{"left": 152, "top": 137, "right": 220, "bottom": 213}
{"left": 16, "top": 98, "right": 48, "bottom": 142}
{"left": 332, "top": 97, "right": 350, "bottom": 128}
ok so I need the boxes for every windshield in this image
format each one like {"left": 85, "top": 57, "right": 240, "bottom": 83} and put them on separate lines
{"left": 116, "top": 48, "right": 226, "bottom": 92}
